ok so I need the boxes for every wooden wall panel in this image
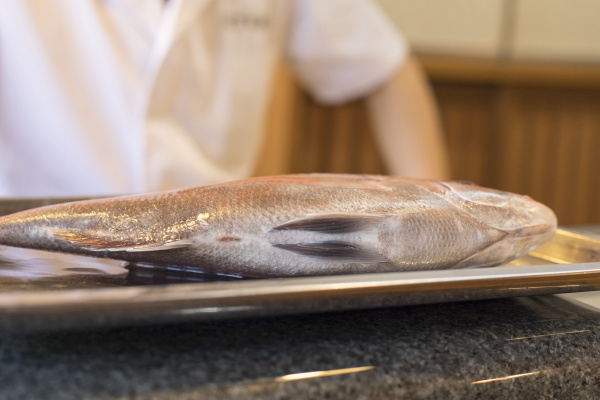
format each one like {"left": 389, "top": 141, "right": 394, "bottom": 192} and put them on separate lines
{"left": 433, "top": 85, "right": 497, "bottom": 185}
{"left": 288, "top": 90, "right": 386, "bottom": 175}
{"left": 434, "top": 84, "right": 600, "bottom": 225}
{"left": 575, "top": 102, "right": 600, "bottom": 223}
{"left": 257, "top": 64, "right": 600, "bottom": 225}
{"left": 253, "top": 66, "right": 298, "bottom": 177}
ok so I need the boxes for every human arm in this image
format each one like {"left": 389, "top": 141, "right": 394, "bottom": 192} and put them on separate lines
{"left": 284, "top": 0, "right": 450, "bottom": 180}
{"left": 365, "top": 54, "right": 451, "bottom": 180}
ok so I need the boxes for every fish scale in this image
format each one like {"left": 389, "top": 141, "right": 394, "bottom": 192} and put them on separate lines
{"left": 0, "top": 174, "right": 557, "bottom": 277}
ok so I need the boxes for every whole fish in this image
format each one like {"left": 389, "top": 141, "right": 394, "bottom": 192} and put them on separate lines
{"left": 0, "top": 174, "right": 556, "bottom": 277}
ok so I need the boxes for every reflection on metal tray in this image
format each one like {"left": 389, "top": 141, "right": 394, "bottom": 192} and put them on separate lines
{"left": 0, "top": 228, "right": 599, "bottom": 332}
{"left": 1, "top": 195, "right": 600, "bottom": 332}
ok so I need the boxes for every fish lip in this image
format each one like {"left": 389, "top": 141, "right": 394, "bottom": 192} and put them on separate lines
{"left": 437, "top": 181, "right": 513, "bottom": 201}
{"left": 438, "top": 181, "right": 483, "bottom": 192}
{"left": 438, "top": 181, "right": 538, "bottom": 204}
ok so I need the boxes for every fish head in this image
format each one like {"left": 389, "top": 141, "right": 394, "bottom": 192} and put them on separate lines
{"left": 435, "top": 181, "right": 557, "bottom": 266}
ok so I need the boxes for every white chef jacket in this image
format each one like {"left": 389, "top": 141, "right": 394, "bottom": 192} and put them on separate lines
{"left": 0, "top": 0, "right": 407, "bottom": 197}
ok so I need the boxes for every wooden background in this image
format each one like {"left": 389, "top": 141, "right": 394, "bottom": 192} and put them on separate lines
{"left": 254, "top": 57, "right": 600, "bottom": 225}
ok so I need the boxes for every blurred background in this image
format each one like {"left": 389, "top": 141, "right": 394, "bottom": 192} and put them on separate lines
{"left": 255, "top": 0, "right": 600, "bottom": 226}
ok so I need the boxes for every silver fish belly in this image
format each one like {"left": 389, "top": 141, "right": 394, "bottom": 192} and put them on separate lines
{"left": 0, "top": 174, "right": 557, "bottom": 277}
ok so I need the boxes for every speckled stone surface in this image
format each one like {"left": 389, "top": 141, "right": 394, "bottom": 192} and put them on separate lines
{"left": 2, "top": 294, "right": 600, "bottom": 399}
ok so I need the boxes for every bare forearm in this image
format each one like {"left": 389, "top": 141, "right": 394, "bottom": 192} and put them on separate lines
{"left": 366, "top": 55, "right": 450, "bottom": 180}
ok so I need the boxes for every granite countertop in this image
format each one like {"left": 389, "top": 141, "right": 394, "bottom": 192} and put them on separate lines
{"left": 2, "top": 198, "right": 600, "bottom": 399}
{"left": 3, "top": 293, "right": 600, "bottom": 399}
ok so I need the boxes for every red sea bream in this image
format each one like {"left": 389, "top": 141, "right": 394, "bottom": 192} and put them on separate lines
{"left": 0, "top": 174, "right": 557, "bottom": 277}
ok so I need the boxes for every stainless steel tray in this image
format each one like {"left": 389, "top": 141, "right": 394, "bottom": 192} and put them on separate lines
{"left": 1, "top": 198, "right": 600, "bottom": 331}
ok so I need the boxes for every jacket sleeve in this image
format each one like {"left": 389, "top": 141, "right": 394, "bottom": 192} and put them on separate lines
{"left": 284, "top": 0, "right": 409, "bottom": 105}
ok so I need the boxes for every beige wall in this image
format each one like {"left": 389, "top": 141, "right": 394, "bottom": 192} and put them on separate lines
{"left": 376, "top": 0, "right": 600, "bottom": 63}
{"left": 512, "top": 0, "right": 600, "bottom": 62}
{"left": 376, "top": 0, "right": 505, "bottom": 58}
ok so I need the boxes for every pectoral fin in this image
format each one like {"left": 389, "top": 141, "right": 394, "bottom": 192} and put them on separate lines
{"left": 271, "top": 213, "right": 385, "bottom": 234}
{"left": 273, "top": 241, "right": 385, "bottom": 262}
{"left": 47, "top": 228, "right": 195, "bottom": 252}
{"left": 270, "top": 213, "right": 387, "bottom": 262}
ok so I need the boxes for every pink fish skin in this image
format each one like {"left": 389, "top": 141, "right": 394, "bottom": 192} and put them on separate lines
{"left": 0, "top": 174, "right": 556, "bottom": 277}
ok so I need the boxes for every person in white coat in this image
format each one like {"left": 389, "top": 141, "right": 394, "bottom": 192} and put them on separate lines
{"left": 0, "top": 0, "right": 449, "bottom": 197}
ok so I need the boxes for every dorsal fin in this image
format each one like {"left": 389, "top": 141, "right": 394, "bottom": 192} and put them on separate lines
{"left": 270, "top": 213, "right": 385, "bottom": 234}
